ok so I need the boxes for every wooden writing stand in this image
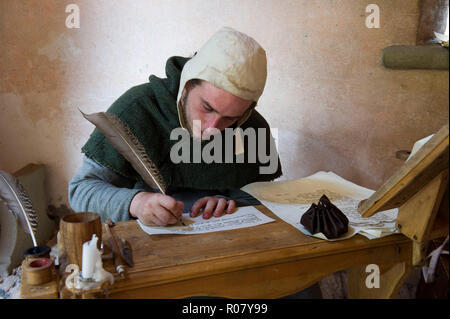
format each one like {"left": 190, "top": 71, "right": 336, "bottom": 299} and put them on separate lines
{"left": 22, "top": 125, "right": 449, "bottom": 299}
{"left": 351, "top": 124, "right": 449, "bottom": 297}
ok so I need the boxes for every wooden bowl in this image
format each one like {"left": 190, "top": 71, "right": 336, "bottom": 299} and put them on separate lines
{"left": 23, "top": 257, "right": 54, "bottom": 285}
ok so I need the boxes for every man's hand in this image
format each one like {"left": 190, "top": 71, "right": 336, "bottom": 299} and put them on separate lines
{"left": 190, "top": 196, "right": 237, "bottom": 219}
{"left": 129, "top": 192, "right": 184, "bottom": 226}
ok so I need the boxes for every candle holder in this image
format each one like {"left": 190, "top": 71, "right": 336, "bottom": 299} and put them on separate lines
{"left": 65, "top": 263, "right": 114, "bottom": 298}
{"left": 64, "top": 234, "right": 114, "bottom": 298}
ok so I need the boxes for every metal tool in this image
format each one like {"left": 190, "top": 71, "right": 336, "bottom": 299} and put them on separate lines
{"left": 105, "top": 219, "right": 133, "bottom": 278}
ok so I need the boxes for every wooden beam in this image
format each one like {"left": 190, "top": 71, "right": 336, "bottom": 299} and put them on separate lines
{"left": 347, "top": 262, "right": 413, "bottom": 299}
{"left": 397, "top": 169, "right": 449, "bottom": 242}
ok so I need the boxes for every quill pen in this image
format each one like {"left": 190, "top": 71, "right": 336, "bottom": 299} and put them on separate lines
{"left": 0, "top": 170, "right": 38, "bottom": 247}
{"left": 80, "top": 110, "right": 185, "bottom": 225}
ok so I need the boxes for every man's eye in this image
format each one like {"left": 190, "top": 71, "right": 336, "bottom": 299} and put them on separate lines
{"left": 202, "top": 104, "right": 213, "bottom": 112}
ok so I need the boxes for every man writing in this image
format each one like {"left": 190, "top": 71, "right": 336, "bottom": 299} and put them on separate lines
{"left": 69, "top": 27, "right": 282, "bottom": 225}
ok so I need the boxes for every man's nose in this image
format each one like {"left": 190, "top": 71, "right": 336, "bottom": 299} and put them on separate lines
{"left": 204, "top": 114, "right": 222, "bottom": 130}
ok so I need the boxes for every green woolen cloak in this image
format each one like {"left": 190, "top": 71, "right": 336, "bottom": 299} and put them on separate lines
{"left": 81, "top": 56, "right": 282, "bottom": 192}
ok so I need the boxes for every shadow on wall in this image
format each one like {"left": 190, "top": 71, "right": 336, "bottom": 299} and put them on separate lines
{"left": 277, "top": 127, "right": 384, "bottom": 190}
{"left": 0, "top": 1, "right": 92, "bottom": 217}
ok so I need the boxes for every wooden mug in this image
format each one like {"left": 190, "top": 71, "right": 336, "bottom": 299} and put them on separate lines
{"left": 60, "top": 212, "right": 102, "bottom": 268}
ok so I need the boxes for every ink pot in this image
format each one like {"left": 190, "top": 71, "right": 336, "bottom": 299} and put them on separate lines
{"left": 24, "top": 245, "right": 51, "bottom": 260}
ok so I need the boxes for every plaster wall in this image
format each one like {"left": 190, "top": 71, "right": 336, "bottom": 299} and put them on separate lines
{"left": 0, "top": 0, "right": 448, "bottom": 210}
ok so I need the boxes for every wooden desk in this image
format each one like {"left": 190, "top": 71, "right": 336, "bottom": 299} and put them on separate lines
{"left": 78, "top": 205, "right": 413, "bottom": 299}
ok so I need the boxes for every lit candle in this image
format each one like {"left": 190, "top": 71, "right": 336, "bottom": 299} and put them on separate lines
{"left": 81, "top": 234, "right": 98, "bottom": 280}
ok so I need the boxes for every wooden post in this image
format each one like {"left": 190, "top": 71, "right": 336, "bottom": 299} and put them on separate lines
{"left": 396, "top": 169, "right": 449, "bottom": 243}
{"left": 347, "top": 262, "right": 413, "bottom": 299}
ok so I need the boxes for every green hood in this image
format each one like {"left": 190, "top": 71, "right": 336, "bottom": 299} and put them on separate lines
{"left": 82, "top": 56, "right": 282, "bottom": 191}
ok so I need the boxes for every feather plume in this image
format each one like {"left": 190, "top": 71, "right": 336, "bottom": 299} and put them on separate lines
{"left": 0, "top": 170, "right": 38, "bottom": 247}
{"left": 80, "top": 110, "right": 167, "bottom": 194}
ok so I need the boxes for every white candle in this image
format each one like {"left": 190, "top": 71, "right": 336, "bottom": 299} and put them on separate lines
{"left": 81, "top": 234, "right": 98, "bottom": 280}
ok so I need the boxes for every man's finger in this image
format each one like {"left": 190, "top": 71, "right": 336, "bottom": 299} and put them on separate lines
{"left": 143, "top": 211, "right": 166, "bottom": 226}
{"left": 213, "top": 198, "right": 228, "bottom": 217}
{"left": 139, "top": 207, "right": 158, "bottom": 226}
{"left": 191, "top": 197, "right": 210, "bottom": 217}
{"left": 153, "top": 205, "right": 178, "bottom": 225}
{"left": 176, "top": 200, "right": 184, "bottom": 218}
{"left": 202, "top": 198, "right": 218, "bottom": 219}
{"left": 226, "top": 200, "right": 237, "bottom": 214}
{"left": 158, "top": 195, "right": 179, "bottom": 214}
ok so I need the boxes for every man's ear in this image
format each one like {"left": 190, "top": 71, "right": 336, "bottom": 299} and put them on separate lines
{"left": 177, "top": 86, "right": 190, "bottom": 129}
{"left": 180, "top": 80, "right": 195, "bottom": 102}
{"left": 180, "top": 84, "right": 195, "bottom": 107}
{"left": 180, "top": 86, "right": 188, "bottom": 101}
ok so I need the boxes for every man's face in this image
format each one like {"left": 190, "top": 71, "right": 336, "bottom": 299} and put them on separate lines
{"left": 181, "top": 80, "right": 253, "bottom": 139}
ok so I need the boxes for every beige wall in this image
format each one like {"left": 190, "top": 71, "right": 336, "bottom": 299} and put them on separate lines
{"left": 1, "top": 0, "right": 448, "bottom": 211}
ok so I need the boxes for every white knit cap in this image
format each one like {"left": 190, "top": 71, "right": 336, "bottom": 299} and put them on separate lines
{"left": 176, "top": 27, "right": 267, "bottom": 129}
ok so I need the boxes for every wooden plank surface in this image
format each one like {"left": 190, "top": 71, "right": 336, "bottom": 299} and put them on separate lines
{"left": 99, "top": 205, "right": 412, "bottom": 298}
{"left": 110, "top": 241, "right": 411, "bottom": 298}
